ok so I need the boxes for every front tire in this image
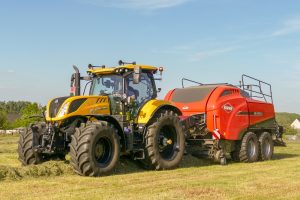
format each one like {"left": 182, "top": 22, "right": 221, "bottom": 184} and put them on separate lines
{"left": 70, "top": 122, "right": 120, "bottom": 176}
{"left": 145, "top": 110, "right": 185, "bottom": 170}
{"left": 18, "top": 123, "right": 44, "bottom": 165}
{"left": 258, "top": 132, "right": 274, "bottom": 161}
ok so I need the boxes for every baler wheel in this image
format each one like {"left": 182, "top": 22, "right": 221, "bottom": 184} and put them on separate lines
{"left": 70, "top": 122, "right": 120, "bottom": 176}
{"left": 239, "top": 132, "right": 259, "bottom": 163}
{"left": 144, "top": 110, "right": 185, "bottom": 170}
{"left": 258, "top": 132, "right": 274, "bottom": 161}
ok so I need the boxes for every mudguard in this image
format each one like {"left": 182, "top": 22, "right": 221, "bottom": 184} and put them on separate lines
{"left": 137, "top": 100, "right": 181, "bottom": 124}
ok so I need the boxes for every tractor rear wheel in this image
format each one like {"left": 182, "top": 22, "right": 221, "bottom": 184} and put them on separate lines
{"left": 18, "top": 123, "right": 45, "bottom": 165}
{"left": 70, "top": 122, "right": 120, "bottom": 176}
{"left": 238, "top": 132, "right": 259, "bottom": 163}
{"left": 145, "top": 110, "right": 185, "bottom": 170}
{"left": 258, "top": 132, "right": 274, "bottom": 161}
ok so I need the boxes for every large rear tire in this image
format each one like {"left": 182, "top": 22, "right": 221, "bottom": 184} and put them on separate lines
{"left": 258, "top": 132, "right": 274, "bottom": 161}
{"left": 18, "top": 123, "right": 44, "bottom": 165}
{"left": 145, "top": 110, "right": 185, "bottom": 170}
{"left": 70, "top": 122, "right": 120, "bottom": 176}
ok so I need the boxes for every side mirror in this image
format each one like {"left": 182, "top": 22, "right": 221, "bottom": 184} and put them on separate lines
{"left": 133, "top": 66, "right": 141, "bottom": 84}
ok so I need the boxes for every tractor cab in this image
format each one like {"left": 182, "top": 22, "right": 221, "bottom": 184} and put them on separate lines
{"left": 88, "top": 67, "right": 157, "bottom": 116}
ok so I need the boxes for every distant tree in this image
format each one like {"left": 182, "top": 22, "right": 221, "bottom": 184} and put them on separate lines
{"left": 14, "top": 103, "right": 44, "bottom": 127}
{"left": 0, "top": 111, "right": 8, "bottom": 129}
{"left": 276, "top": 112, "right": 300, "bottom": 135}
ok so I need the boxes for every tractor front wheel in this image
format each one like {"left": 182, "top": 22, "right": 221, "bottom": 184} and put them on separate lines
{"left": 18, "top": 123, "right": 45, "bottom": 165}
{"left": 145, "top": 110, "right": 185, "bottom": 170}
{"left": 70, "top": 122, "right": 120, "bottom": 176}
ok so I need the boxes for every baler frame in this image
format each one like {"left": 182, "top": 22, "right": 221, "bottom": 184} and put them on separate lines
{"left": 182, "top": 75, "right": 273, "bottom": 104}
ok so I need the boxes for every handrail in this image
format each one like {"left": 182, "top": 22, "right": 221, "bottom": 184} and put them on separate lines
{"left": 241, "top": 74, "right": 273, "bottom": 104}
{"left": 181, "top": 75, "right": 273, "bottom": 104}
{"left": 182, "top": 78, "right": 203, "bottom": 88}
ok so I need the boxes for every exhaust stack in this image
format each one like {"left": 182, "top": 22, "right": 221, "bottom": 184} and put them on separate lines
{"left": 70, "top": 65, "right": 81, "bottom": 96}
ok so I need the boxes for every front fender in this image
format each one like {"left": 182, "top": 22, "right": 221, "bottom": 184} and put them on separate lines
{"left": 137, "top": 100, "right": 182, "bottom": 124}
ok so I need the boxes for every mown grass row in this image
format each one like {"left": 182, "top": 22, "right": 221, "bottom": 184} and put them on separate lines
{"left": 0, "top": 135, "right": 214, "bottom": 181}
{"left": 0, "top": 161, "right": 73, "bottom": 180}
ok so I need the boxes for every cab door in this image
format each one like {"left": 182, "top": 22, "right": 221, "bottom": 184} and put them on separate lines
{"left": 126, "top": 72, "right": 155, "bottom": 118}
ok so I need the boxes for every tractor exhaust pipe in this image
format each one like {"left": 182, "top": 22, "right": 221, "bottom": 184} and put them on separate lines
{"left": 70, "top": 65, "right": 81, "bottom": 96}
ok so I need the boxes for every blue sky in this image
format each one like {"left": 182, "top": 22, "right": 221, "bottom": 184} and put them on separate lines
{"left": 0, "top": 0, "right": 300, "bottom": 113}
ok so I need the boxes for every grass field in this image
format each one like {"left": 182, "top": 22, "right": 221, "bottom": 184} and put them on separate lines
{"left": 0, "top": 135, "right": 299, "bottom": 200}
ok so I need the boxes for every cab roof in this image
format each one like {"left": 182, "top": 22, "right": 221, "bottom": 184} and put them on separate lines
{"left": 87, "top": 64, "right": 158, "bottom": 75}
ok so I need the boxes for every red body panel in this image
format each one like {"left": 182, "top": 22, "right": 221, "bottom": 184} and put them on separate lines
{"left": 165, "top": 85, "right": 276, "bottom": 141}
{"left": 247, "top": 99, "right": 275, "bottom": 126}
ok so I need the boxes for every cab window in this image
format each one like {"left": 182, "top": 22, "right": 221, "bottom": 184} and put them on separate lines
{"left": 126, "top": 73, "right": 154, "bottom": 105}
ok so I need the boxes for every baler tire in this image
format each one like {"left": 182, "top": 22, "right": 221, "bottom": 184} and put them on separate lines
{"left": 18, "top": 123, "right": 45, "bottom": 166}
{"left": 145, "top": 110, "right": 185, "bottom": 170}
{"left": 70, "top": 122, "right": 120, "bottom": 176}
{"left": 239, "top": 132, "right": 259, "bottom": 163}
{"left": 258, "top": 132, "right": 274, "bottom": 161}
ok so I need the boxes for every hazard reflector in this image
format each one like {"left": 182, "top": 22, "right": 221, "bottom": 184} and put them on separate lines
{"left": 212, "top": 129, "right": 221, "bottom": 140}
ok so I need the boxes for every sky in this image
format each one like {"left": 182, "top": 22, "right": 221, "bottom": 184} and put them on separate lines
{"left": 0, "top": 0, "right": 300, "bottom": 113}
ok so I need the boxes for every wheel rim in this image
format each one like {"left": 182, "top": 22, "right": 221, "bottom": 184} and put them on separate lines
{"left": 158, "top": 125, "right": 178, "bottom": 160}
{"left": 247, "top": 139, "right": 257, "bottom": 158}
{"left": 263, "top": 138, "right": 271, "bottom": 157}
{"left": 94, "top": 137, "right": 113, "bottom": 167}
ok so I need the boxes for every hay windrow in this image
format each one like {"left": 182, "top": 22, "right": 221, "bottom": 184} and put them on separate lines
{"left": 0, "top": 161, "right": 74, "bottom": 181}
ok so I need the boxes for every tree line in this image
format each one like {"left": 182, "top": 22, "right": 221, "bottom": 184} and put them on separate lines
{"left": 276, "top": 112, "right": 300, "bottom": 135}
{"left": 0, "top": 101, "right": 32, "bottom": 114}
{"left": 0, "top": 101, "right": 44, "bottom": 129}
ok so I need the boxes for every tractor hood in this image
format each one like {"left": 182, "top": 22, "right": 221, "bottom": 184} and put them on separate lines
{"left": 46, "top": 96, "right": 110, "bottom": 121}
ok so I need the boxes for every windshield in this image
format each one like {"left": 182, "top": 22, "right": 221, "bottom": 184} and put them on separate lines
{"left": 90, "top": 75, "right": 123, "bottom": 96}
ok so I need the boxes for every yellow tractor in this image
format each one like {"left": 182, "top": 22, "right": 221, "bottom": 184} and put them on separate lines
{"left": 18, "top": 61, "right": 185, "bottom": 176}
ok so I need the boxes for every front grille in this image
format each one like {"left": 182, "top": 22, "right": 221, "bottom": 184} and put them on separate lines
{"left": 49, "top": 97, "right": 69, "bottom": 118}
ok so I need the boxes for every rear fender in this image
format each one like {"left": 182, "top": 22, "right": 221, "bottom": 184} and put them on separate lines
{"left": 137, "top": 100, "right": 182, "bottom": 126}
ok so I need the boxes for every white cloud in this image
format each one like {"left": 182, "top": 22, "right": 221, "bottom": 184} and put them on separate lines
{"left": 79, "top": 0, "right": 190, "bottom": 10}
{"left": 272, "top": 18, "right": 300, "bottom": 36}
{"left": 7, "top": 70, "right": 15, "bottom": 73}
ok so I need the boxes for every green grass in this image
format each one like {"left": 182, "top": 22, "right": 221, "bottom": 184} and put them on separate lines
{"left": 0, "top": 135, "right": 299, "bottom": 200}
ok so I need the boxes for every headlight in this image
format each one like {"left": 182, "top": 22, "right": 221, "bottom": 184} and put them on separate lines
{"left": 57, "top": 102, "right": 70, "bottom": 118}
